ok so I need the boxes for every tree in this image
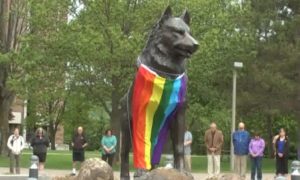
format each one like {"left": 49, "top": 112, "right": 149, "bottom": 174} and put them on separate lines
{"left": 173, "top": 0, "right": 257, "bottom": 153}
{"left": 62, "top": 0, "right": 169, "bottom": 156}
{"left": 67, "top": 0, "right": 257, "bottom": 154}
{"left": 62, "top": 89, "right": 110, "bottom": 150}
{"left": 0, "top": 0, "right": 28, "bottom": 154}
{"left": 15, "top": 0, "right": 70, "bottom": 149}
{"left": 237, "top": 0, "right": 300, "bottom": 156}
{"left": 2, "top": 0, "right": 298, "bottom": 157}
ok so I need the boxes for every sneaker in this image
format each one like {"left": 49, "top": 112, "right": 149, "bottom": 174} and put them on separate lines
{"left": 71, "top": 168, "right": 76, "bottom": 176}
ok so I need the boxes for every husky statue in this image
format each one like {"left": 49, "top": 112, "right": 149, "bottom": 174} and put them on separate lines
{"left": 119, "top": 6, "right": 199, "bottom": 180}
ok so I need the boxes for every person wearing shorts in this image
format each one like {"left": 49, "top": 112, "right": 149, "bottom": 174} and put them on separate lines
{"left": 71, "top": 126, "right": 88, "bottom": 175}
{"left": 30, "top": 128, "right": 50, "bottom": 171}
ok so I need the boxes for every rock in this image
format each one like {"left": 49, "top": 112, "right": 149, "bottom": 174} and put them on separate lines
{"left": 52, "top": 175, "right": 76, "bottom": 180}
{"left": 76, "top": 158, "right": 113, "bottom": 180}
{"left": 218, "top": 174, "right": 240, "bottom": 180}
{"left": 135, "top": 168, "right": 194, "bottom": 180}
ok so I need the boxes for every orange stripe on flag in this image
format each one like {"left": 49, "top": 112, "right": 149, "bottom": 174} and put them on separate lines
{"left": 132, "top": 66, "right": 155, "bottom": 168}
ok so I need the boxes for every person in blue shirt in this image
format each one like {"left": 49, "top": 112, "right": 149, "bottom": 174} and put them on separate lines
{"left": 101, "top": 129, "right": 117, "bottom": 166}
{"left": 232, "top": 122, "right": 251, "bottom": 179}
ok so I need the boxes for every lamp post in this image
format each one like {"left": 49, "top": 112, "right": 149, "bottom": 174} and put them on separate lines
{"left": 230, "top": 62, "right": 243, "bottom": 171}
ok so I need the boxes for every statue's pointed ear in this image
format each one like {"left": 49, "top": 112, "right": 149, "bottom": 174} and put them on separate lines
{"left": 181, "top": 9, "right": 190, "bottom": 25}
{"left": 158, "top": 6, "right": 172, "bottom": 25}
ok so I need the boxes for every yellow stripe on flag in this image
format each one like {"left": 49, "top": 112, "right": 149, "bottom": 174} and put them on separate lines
{"left": 144, "top": 76, "right": 165, "bottom": 169}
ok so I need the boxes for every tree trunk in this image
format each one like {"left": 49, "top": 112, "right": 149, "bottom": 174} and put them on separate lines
{"left": 111, "top": 75, "right": 122, "bottom": 162}
{"left": 0, "top": 89, "right": 14, "bottom": 154}
{"left": 48, "top": 121, "right": 56, "bottom": 150}
{"left": 298, "top": 117, "right": 300, "bottom": 160}
{"left": 297, "top": 114, "right": 300, "bottom": 161}
{"left": 266, "top": 115, "right": 274, "bottom": 158}
{"left": 0, "top": 64, "right": 15, "bottom": 156}
{"left": 50, "top": 131, "right": 56, "bottom": 150}
{"left": 0, "top": 0, "right": 27, "bottom": 155}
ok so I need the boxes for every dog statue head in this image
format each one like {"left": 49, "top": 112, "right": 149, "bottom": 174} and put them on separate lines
{"left": 141, "top": 6, "right": 199, "bottom": 75}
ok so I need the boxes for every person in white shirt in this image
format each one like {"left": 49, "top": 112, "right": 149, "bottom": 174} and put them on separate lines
{"left": 7, "top": 127, "right": 25, "bottom": 174}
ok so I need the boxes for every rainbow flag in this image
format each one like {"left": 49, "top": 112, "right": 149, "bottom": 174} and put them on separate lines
{"left": 131, "top": 64, "right": 187, "bottom": 170}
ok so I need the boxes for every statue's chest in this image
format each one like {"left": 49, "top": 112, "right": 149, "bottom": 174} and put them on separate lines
{"left": 131, "top": 65, "right": 187, "bottom": 121}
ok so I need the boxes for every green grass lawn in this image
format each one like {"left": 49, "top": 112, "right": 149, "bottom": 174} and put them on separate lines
{"left": 0, "top": 150, "right": 289, "bottom": 173}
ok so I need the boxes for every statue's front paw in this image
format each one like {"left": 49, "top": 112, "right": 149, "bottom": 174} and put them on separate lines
{"left": 175, "top": 168, "right": 193, "bottom": 179}
{"left": 133, "top": 168, "right": 149, "bottom": 179}
{"left": 182, "top": 170, "right": 193, "bottom": 177}
{"left": 120, "top": 176, "right": 130, "bottom": 180}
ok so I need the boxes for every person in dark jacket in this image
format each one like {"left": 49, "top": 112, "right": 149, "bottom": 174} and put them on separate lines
{"left": 232, "top": 122, "right": 251, "bottom": 179}
{"left": 273, "top": 128, "right": 289, "bottom": 177}
{"left": 71, "top": 126, "right": 88, "bottom": 175}
{"left": 30, "top": 128, "right": 50, "bottom": 170}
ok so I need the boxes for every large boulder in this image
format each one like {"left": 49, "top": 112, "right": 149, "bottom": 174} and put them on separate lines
{"left": 76, "top": 158, "right": 113, "bottom": 180}
{"left": 135, "top": 168, "right": 194, "bottom": 180}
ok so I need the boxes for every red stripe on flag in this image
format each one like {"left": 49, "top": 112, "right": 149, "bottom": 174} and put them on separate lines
{"left": 132, "top": 66, "right": 156, "bottom": 168}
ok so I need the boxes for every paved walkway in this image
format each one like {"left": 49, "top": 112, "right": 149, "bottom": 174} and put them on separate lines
{"left": 0, "top": 167, "right": 291, "bottom": 180}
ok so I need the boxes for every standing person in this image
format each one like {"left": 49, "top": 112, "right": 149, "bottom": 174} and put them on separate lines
{"left": 232, "top": 122, "right": 250, "bottom": 179}
{"left": 204, "top": 122, "right": 224, "bottom": 179}
{"left": 30, "top": 127, "right": 50, "bottom": 171}
{"left": 249, "top": 132, "right": 265, "bottom": 180}
{"left": 71, "top": 126, "right": 88, "bottom": 175}
{"left": 273, "top": 128, "right": 289, "bottom": 177}
{"left": 101, "top": 129, "right": 117, "bottom": 167}
{"left": 184, "top": 128, "right": 193, "bottom": 172}
{"left": 7, "top": 127, "right": 25, "bottom": 174}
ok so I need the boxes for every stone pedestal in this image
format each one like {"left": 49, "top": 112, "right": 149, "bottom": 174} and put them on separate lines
{"left": 218, "top": 174, "right": 240, "bottom": 180}
{"left": 0, "top": 174, "right": 50, "bottom": 180}
{"left": 135, "top": 168, "right": 194, "bottom": 180}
